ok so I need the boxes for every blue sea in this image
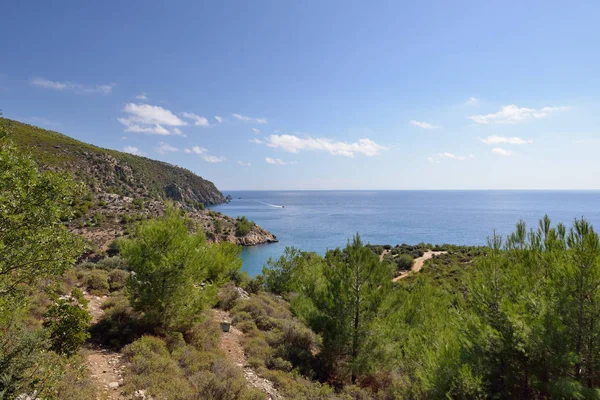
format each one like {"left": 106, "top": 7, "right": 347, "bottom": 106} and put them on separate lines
{"left": 211, "top": 191, "right": 600, "bottom": 277}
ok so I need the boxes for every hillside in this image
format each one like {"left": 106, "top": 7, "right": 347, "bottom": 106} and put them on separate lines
{"left": 1, "top": 117, "right": 224, "bottom": 205}
{"left": 0, "top": 118, "right": 277, "bottom": 249}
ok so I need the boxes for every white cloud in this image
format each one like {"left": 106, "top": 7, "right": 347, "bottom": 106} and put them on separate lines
{"left": 429, "top": 152, "right": 475, "bottom": 162}
{"left": 266, "top": 157, "right": 294, "bottom": 165}
{"left": 184, "top": 145, "right": 225, "bottom": 162}
{"left": 156, "top": 142, "right": 179, "bottom": 154}
{"left": 135, "top": 92, "right": 148, "bottom": 100}
{"left": 492, "top": 147, "right": 513, "bottom": 157}
{"left": 31, "top": 77, "right": 115, "bottom": 94}
{"left": 262, "top": 134, "right": 386, "bottom": 157}
{"left": 481, "top": 135, "right": 533, "bottom": 145}
{"left": 182, "top": 112, "right": 210, "bottom": 127}
{"left": 214, "top": 116, "right": 223, "bottom": 124}
{"left": 184, "top": 145, "right": 207, "bottom": 154}
{"left": 232, "top": 113, "right": 268, "bottom": 124}
{"left": 410, "top": 120, "right": 437, "bottom": 129}
{"left": 250, "top": 138, "right": 264, "bottom": 144}
{"left": 468, "top": 104, "right": 570, "bottom": 124}
{"left": 202, "top": 155, "right": 226, "bottom": 163}
{"left": 123, "top": 146, "right": 142, "bottom": 155}
{"left": 118, "top": 103, "right": 187, "bottom": 136}
{"left": 238, "top": 160, "right": 252, "bottom": 166}
{"left": 465, "top": 97, "right": 479, "bottom": 106}
{"left": 252, "top": 128, "right": 261, "bottom": 134}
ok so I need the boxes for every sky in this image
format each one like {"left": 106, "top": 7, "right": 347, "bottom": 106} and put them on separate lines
{"left": 1, "top": 1, "right": 600, "bottom": 190}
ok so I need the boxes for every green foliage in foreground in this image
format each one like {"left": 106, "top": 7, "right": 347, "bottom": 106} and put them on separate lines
{"left": 120, "top": 207, "right": 243, "bottom": 332}
{"left": 43, "top": 298, "right": 92, "bottom": 356}
{"left": 0, "top": 130, "right": 89, "bottom": 398}
{"left": 260, "top": 217, "right": 600, "bottom": 398}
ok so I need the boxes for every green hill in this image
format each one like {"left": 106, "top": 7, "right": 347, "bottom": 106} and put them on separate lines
{"left": 1, "top": 117, "right": 224, "bottom": 206}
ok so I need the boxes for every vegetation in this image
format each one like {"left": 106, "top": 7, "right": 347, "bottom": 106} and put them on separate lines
{"left": 0, "top": 128, "right": 92, "bottom": 398}
{"left": 1, "top": 117, "right": 224, "bottom": 206}
{"left": 120, "top": 207, "right": 242, "bottom": 332}
{"left": 236, "top": 216, "right": 254, "bottom": 237}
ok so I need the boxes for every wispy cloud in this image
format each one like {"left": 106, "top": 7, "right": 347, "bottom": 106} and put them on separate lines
{"left": 181, "top": 112, "right": 210, "bottom": 127}
{"left": 156, "top": 142, "right": 179, "bottom": 154}
{"left": 261, "top": 134, "right": 386, "bottom": 157}
{"left": 31, "top": 77, "right": 116, "bottom": 94}
{"left": 492, "top": 147, "right": 513, "bottom": 157}
{"left": 410, "top": 120, "right": 437, "bottom": 129}
{"left": 118, "top": 103, "right": 187, "bottom": 136}
{"left": 135, "top": 92, "right": 148, "bottom": 100}
{"left": 468, "top": 104, "right": 570, "bottom": 124}
{"left": 428, "top": 152, "right": 475, "bottom": 163}
{"left": 184, "top": 145, "right": 225, "bottom": 163}
{"left": 232, "top": 113, "right": 268, "bottom": 124}
{"left": 266, "top": 157, "right": 295, "bottom": 165}
{"left": 203, "top": 155, "right": 226, "bottom": 163}
{"left": 184, "top": 145, "right": 207, "bottom": 154}
{"left": 123, "top": 146, "right": 143, "bottom": 155}
{"left": 481, "top": 135, "right": 533, "bottom": 145}
{"left": 238, "top": 160, "right": 252, "bottom": 166}
{"left": 214, "top": 116, "right": 223, "bottom": 124}
{"left": 464, "top": 97, "right": 479, "bottom": 106}
{"left": 252, "top": 128, "right": 261, "bottom": 134}
{"left": 250, "top": 138, "right": 263, "bottom": 144}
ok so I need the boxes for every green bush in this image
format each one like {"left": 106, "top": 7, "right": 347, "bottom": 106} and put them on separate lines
{"left": 85, "top": 269, "right": 109, "bottom": 295}
{"left": 43, "top": 299, "right": 92, "bottom": 356}
{"left": 90, "top": 295, "right": 146, "bottom": 349}
{"left": 396, "top": 254, "right": 414, "bottom": 271}
{"left": 216, "top": 282, "right": 239, "bottom": 311}
{"left": 108, "top": 269, "right": 129, "bottom": 291}
{"left": 97, "top": 256, "right": 128, "bottom": 271}
{"left": 236, "top": 216, "right": 253, "bottom": 237}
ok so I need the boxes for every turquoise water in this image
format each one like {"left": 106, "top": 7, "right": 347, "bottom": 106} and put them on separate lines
{"left": 211, "top": 191, "right": 600, "bottom": 277}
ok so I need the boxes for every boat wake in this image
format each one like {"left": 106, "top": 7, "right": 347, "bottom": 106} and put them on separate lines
{"left": 255, "top": 200, "right": 285, "bottom": 208}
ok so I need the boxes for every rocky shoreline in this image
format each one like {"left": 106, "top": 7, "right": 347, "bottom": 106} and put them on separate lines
{"left": 69, "top": 193, "right": 277, "bottom": 253}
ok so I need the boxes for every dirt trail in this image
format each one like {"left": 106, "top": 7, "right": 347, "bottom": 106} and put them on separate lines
{"left": 83, "top": 293, "right": 126, "bottom": 400}
{"left": 392, "top": 251, "right": 447, "bottom": 282}
{"left": 211, "top": 308, "right": 281, "bottom": 400}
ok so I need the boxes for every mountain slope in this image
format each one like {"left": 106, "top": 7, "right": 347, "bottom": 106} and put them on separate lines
{"left": 1, "top": 117, "right": 224, "bottom": 205}
{"left": 1, "top": 118, "right": 277, "bottom": 249}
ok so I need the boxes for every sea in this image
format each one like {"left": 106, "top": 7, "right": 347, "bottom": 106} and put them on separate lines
{"left": 211, "top": 191, "right": 600, "bottom": 277}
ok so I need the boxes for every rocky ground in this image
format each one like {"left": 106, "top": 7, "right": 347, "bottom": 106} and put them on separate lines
{"left": 69, "top": 193, "right": 277, "bottom": 253}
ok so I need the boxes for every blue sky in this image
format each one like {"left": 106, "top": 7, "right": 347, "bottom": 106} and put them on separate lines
{"left": 2, "top": 1, "right": 600, "bottom": 190}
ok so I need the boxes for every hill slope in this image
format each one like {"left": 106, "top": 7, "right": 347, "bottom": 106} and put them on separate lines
{"left": 1, "top": 117, "right": 224, "bottom": 205}
{"left": 1, "top": 118, "right": 277, "bottom": 249}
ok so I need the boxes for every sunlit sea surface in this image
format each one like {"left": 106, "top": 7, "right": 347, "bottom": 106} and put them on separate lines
{"left": 211, "top": 191, "right": 600, "bottom": 277}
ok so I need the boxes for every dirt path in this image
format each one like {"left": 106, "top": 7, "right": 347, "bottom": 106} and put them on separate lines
{"left": 379, "top": 249, "right": 391, "bottom": 262}
{"left": 211, "top": 308, "right": 281, "bottom": 400}
{"left": 83, "top": 293, "right": 126, "bottom": 400}
{"left": 392, "top": 251, "right": 447, "bottom": 282}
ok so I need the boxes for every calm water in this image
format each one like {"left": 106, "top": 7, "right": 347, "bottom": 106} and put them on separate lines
{"left": 211, "top": 191, "right": 600, "bottom": 276}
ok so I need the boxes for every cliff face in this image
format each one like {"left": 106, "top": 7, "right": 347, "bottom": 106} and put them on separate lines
{"left": 2, "top": 118, "right": 225, "bottom": 206}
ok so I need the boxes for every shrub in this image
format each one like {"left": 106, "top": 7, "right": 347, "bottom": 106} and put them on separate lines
{"left": 122, "top": 336, "right": 193, "bottom": 400}
{"left": 108, "top": 269, "right": 129, "bottom": 291}
{"left": 97, "top": 256, "right": 128, "bottom": 271}
{"left": 236, "top": 216, "right": 253, "bottom": 237}
{"left": 43, "top": 298, "right": 92, "bottom": 356}
{"left": 90, "top": 295, "right": 146, "bottom": 349}
{"left": 396, "top": 254, "right": 414, "bottom": 271}
{"left": 244, "top": 275, "right": 264, "bottom": 294}
{"left": 217, "top": 282, "right": 240, "bottom": 311}
{"left": 132, "top": 197, "right": 144, "bottom": 209}
{"left": 85, "top": 269, "right": 109, "bottom": 295}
